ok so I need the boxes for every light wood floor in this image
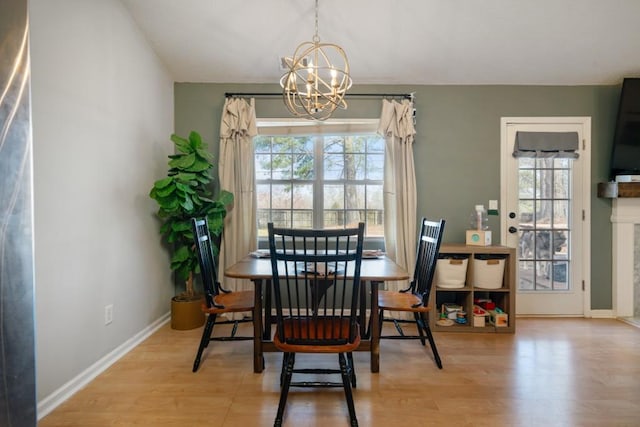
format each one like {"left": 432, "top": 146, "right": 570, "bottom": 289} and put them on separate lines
{"left": 39, "top": 318, "right": 640, "bottom": 427}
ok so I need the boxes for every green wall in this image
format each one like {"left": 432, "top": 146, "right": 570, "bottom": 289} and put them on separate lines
{"left": 175, "top": 82, "right": 620, "bottom": 310}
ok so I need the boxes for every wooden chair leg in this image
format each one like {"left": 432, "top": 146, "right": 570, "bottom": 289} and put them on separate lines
{"left": 279, "top": 352, "right": 291, "bottom": 387}
{"left": 414, "top": 312, "right": 427, "bottom": 346}
{"left": 274, "top": 352, "right": 294, "bottom": 427}
{"left": 338, "top": 353, "right": 359, "bottom": 427}
{"left": 346, "top": 352, "right": 356, "bottom": 388}
{"left": 192, "top": 313, "right": 216, "bottom": 372}
{"left": 420, "top": 313, "right": 442, "bottom": 369}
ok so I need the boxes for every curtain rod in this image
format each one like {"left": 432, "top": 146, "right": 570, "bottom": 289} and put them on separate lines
{"left": 224, "top": 92, "right": 415, "bottom": 100}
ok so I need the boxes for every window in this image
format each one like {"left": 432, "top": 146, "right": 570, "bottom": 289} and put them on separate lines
{"left": 254, "top": 119, "right": 384, "bottom": 243}
{"left": 517, "top": 157, "right": 571, "bottom": 291}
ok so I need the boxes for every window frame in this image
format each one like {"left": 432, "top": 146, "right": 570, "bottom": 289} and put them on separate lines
{"left": 254, "top": 118, "right": 385, "bottom": 249}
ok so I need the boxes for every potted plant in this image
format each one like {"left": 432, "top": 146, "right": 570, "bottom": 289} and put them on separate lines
{"left": 149, "top": 131, "right": 233, "bottom": 330}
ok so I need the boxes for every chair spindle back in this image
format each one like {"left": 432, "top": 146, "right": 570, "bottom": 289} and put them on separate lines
{"left": 267, "top": 223, "right": 365, "bottom": 346}
{"left": 191, "top": 217, "right": 222, "bottom": 308}
{"left": 411, "top": 218, "right": 446, "bottom": 305}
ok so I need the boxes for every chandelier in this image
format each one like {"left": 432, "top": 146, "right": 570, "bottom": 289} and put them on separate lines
{"left": 280, "top": 0, "right": 352, "bottom": 121}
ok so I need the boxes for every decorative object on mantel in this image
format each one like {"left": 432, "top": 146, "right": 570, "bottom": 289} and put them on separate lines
{"left": 280, "top": 0, "right": 352, "bottom": 121}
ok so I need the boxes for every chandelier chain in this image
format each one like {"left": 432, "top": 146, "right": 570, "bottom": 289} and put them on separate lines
{"left": 313, "top": 0, "right": 319, "bottom": 43}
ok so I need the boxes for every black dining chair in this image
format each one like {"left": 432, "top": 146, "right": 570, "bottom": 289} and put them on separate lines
{"left": 378, "top": 217, "right": 446, "bottom": 368}
{"left": 267, "top": 222, "right": 365, "bottom": 427}
{"left": 190, "top": 217, "right": 254, "bottom": 372}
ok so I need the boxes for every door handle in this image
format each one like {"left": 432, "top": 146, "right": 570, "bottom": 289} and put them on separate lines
{"left": 508, "top": 226, "right": 518, "bottom": 234}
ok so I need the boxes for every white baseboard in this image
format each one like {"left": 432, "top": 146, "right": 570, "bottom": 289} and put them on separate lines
{"left": 515, "top": 309, "right": 616, "bottom": 319}
{"left": 37, "top": 312, "right": 171, "bottom": 420}
{"left": 588, "top": 309, "right": 615, "bottom": 318}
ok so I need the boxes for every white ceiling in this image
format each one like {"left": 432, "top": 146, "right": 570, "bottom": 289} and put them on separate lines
{"left": 120, "top": 0, "right": 640, "bottom": 85}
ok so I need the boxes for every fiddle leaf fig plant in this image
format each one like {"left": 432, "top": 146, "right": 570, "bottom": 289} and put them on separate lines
{"left": 149, "top": 131, "right": 233, "bottom": 300}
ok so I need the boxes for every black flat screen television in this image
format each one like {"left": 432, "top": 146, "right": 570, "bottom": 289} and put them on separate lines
{"left": 610, "top": 78, "right": 640, "bottom": 180}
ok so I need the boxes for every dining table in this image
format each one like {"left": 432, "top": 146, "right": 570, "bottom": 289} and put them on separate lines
{"left": 224, "top": 254, "right": 410, "bottom": 373}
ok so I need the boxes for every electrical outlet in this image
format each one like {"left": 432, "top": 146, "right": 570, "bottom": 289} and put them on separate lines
{"left": 104, "top": 304, "right": 113, "bottom": 325}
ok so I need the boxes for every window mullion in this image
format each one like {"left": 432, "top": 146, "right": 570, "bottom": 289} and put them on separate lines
{"left": 314, "top": 135, "right": 324, "bottom": 228}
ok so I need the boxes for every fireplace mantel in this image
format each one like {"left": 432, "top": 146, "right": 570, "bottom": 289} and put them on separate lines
{"left": 598, "top": 182, "right": 640, "bottom": 198}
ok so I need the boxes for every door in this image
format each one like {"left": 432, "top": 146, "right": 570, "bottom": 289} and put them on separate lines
{"left": 500, "top": 117, "right": 591, "bottom": 316}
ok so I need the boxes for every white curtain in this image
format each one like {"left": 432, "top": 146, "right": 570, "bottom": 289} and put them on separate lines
{"left": 378, "top": 99, "right": 418, "bottom": 302}
{"left": 218, "top": 97, "right": 258, "bottom": 300}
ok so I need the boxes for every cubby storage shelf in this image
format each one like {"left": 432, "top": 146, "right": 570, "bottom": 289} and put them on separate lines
{"left": 430, "top": 243, "right": 516, "bottom": 333}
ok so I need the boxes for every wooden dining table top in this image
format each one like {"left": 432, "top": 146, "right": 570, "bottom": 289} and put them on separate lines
{"left": 225, "top": 254, "right": 410, "bottom": 282}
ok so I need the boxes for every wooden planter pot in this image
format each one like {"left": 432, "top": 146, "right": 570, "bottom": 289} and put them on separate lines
{"left": 170, "top": 295, "right": 205, "bottom": 330}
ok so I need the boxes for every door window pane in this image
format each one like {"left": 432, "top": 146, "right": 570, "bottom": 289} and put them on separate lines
{"left": 535, "top": 200, "right": 553, "bottom": 225}
{"left": 519, "top": 169, "right": 534, "bottom": 198}
{"left": 553, "top": 169, "right": 570, "bottom": 198}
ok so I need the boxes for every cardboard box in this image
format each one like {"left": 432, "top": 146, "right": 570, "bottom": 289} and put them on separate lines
{"left": 472, "top": 305, "right": 488, "bottom": 327}
{"left": 466, "top": 230, "right": 492, "bottom": 246}
{"left": 473, "top": 315, "right": 486, "bottom": 327}
{"left": 489, "top": 310, "right": 508, "bottom": 327}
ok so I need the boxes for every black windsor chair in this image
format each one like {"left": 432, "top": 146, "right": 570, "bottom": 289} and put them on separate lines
{"left": 377, "top": 218, "right": 446, "bottom": 369}
{"left": 267, "top": 222, "right": 365, "bottom": 427}
{"left": 190, "top": 217, "right": 254, "bottom": 372}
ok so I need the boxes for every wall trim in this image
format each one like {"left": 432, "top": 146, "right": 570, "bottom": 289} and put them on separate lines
{"left": 589, "top": 309, "right": 615, "bottom": 318}
{"left": 515, "top": 310, "right": 615, "bottom": 318}
{"left": 37, "top": 312, "right": 171, "bottom": 420}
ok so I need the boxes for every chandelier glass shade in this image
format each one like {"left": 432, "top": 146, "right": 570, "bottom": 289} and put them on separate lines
{"left": 280, "top": 1, "right": 352, "bottom": 121}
